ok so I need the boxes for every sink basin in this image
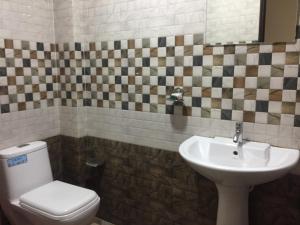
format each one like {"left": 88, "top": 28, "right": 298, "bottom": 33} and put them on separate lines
{"left": 179, "top": 136, "right": 299, "bottom": 225}
{"left": 179, "top": 136, "right": 299, "bottom": 186}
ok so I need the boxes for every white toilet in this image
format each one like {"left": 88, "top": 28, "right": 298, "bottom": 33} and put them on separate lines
{"left": 0, "top": 141, "right": 100, "bottom": 225}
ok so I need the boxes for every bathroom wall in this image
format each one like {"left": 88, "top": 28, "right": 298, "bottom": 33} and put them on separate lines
{"left": 0, "top": 0, "right": 55, "bottom": 43}
{"left": 53, "top": 0, "right": 74, "bottom": 43}
{"left": 56, "top": 0, "right": 209, "bottom": 141}
{"left": 55, "top": 0, "right": 300, "bottom": 151}
{"left": 0, "top": 1, "right": 298, "bottom": 157}
{"left": 57, "top": 0, "right": 207, "bottom": 43}
{"left": 53, "top": 0, "right": 88, "bottom": 43}
{"left": 0, "top": 0, "right": 60, "bottom": 149}
{"left": 55, "top": 6, "right": 300, "bottom": 224}
{"left": 64, "top": 38, "right": 300, "bottom": 150}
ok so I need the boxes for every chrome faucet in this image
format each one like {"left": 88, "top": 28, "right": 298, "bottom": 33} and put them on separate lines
{"left": 233, "top": 122, "right": 243, "bottom": 146}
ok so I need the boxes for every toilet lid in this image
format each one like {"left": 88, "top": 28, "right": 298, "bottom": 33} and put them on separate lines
{"left": 19, "top": 181, "right": 99, "bottom": 220}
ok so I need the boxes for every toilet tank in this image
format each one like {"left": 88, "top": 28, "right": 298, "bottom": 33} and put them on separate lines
{"left": 0, "top": 141, "right": 53, "bottom": 202}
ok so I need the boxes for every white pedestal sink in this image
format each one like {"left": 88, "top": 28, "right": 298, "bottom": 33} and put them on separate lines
{"left": 179, "top": 136, "right": 299, "bottom": 225}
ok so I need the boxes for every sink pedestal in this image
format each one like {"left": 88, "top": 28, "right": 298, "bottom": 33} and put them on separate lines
{"left": 216, "top": 184, "right": 249, "bottom": 225}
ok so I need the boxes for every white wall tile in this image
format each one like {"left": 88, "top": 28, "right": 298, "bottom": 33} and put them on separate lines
{"left": 54, "top": 0, "right": 207, "bottom": 43}
{"left": 0, "top": 107, "right": 60, "bottom": 149}
{"left": 58, "top": 107, "right": 300, "bottom": 152}
{"left": 0, "top": 0, "right": 55, "bottom": 42}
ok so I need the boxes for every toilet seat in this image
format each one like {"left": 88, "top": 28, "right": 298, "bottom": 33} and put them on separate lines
{"left": 19, "top": 181, "right": 99, "bottom": 221}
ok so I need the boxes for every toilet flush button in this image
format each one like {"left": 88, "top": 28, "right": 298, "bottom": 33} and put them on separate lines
{"left": 7, "top": 154, "right": 28, "bottom": 167}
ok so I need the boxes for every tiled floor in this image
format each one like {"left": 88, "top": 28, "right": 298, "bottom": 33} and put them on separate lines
{"left": 91, "top": 218, "right": 114, "bottom": 225}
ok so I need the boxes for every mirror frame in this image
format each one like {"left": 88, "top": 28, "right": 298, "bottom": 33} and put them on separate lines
{"left": 258, "top": 0, "right": 299, "bottom": 44}
{"left": 258, "top": 0, "right": 267, "bottom": 42}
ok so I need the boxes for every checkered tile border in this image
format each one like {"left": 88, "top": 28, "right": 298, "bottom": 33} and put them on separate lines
{"left": 1, "top": 28, "right": 300, "bottom": 127}
{"left": 0, "top": 39, "right": 60, "bottom": 113}
{"left": 78, "top": 32, "right": 300, "bottom": 127}
{"left": 58, "top": 42, "right": 84, "bottom": 107}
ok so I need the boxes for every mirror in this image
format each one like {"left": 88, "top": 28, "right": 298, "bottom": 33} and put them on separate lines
{"left": 205, "top": 0, "right": 299, "bottom": 45}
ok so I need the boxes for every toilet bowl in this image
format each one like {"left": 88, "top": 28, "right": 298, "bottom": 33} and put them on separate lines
{"left": 0, "top": 141, "right": 100, "bottom": 225}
